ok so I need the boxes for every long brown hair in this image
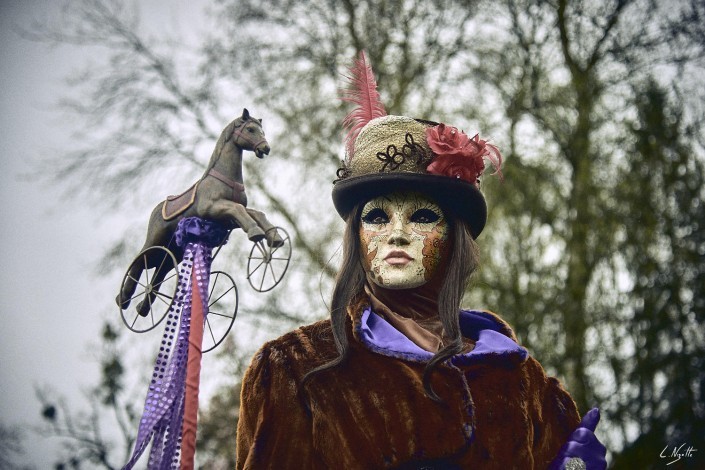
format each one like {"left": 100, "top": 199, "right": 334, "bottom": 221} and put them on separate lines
{"left": 303, "top": 200, "right": 480, "bottom": 400}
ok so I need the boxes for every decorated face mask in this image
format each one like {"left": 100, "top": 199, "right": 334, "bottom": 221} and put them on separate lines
{"left": 359, "top": 191, "right": 450, "bottom": 289}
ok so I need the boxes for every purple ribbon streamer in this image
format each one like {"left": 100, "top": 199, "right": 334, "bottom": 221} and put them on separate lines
{"left": 175, "top": 217, "right": 229, "bottom": 249}
{"left": 123, "top": 218, "right": 225, "bottom": 469}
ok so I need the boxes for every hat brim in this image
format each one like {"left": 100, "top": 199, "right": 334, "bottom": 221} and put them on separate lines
{"left": 332, "top": 173, "right": 487, "bottom": 238}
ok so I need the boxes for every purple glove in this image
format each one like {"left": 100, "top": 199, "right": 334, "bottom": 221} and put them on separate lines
{"left": 549, "top": 408, "right": 607, "bottom": 470}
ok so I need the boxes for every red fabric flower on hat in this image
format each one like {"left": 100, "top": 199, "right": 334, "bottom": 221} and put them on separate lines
{"left": 425, "top": 124, "right": 503, "bottom": 186}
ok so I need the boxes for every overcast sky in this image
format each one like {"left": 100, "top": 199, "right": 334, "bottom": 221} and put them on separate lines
{"left": 0, "top": 1, "right": 211, "bottom": 466}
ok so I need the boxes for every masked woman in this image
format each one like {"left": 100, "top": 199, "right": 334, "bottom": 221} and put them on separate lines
{"left": 236, "top": 53, "right": 606, "bottom": 470}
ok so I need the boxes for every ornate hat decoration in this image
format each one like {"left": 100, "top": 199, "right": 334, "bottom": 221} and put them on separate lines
{"left": 332, "top": 51, "right": 503, "bottom": 238}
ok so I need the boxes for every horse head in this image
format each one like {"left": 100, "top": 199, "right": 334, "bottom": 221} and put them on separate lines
{"left": 229, "top": 108, "right": 270, "bottom": 159}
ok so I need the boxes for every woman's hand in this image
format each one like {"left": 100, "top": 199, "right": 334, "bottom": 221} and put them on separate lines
{"left": 550, "top": 408, "right": 607, "bottom": 470}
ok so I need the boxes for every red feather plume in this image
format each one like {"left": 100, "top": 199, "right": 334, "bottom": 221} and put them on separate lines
{"left": 341, "top": 51, "right": 387, "bottom": 161}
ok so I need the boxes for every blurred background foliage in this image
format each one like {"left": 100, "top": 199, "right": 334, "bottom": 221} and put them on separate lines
{"left": 21, "top": 0, "right": 704, "bottom": 468}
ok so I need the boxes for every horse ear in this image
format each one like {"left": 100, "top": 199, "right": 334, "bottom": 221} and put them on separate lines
{"left": 259, "top": 118, "right": 263, "bottom": 124}
{"left": 242, "top": 108, "right": 250, "bottom": 120}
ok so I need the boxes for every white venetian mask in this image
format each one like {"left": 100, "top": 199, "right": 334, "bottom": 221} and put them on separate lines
{"left": 359, "top": 191, "right": 450, "bottom": 290}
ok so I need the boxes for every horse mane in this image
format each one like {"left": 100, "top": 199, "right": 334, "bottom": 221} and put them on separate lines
{"left": 204, "top": 117, "right": 245, "bottom": 174}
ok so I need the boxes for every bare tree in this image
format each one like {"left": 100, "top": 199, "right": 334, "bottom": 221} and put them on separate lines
{"left": 0, "top": 422, "right": 35, "bottom": 470}
{"left": 36, "top": 323, "right": 138, "bottom": 469}
{"left": 458, "top": 0, "right": 705, "bottom": 463}
{"left": 25, "top": 0, "right": 705, "bottom": 465}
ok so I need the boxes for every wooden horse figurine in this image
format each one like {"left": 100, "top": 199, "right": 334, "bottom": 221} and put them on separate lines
{"left": 117, "top": 109, "right": 283, "bottom": 316}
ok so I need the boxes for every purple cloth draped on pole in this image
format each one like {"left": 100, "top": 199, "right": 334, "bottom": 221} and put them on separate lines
{"left": 123, "top": 218, "right": 227, "bottom": 469}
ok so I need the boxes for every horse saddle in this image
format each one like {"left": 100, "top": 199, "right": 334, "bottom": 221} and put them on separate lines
{"left": 161, "top": 182, "right": 199, "bottom": 221}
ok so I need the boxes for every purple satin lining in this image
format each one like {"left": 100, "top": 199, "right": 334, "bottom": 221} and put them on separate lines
{"left": 358, "top": 307, "right": 528, "bottom": 364}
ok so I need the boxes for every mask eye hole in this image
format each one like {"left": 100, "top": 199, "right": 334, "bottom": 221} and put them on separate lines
{"left": 362, "top": 208, "right": 388, "bottom": 225}
{"left": 410, "top": 208, "right": 440, "bottom": 224}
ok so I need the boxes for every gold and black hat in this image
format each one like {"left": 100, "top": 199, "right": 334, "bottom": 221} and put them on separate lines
{"left": 332, "top": 53, "right": 502, "bottom": 239}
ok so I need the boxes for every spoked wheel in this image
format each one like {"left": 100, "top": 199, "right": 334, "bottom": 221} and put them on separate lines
{"left": 117, "top": 246, "right": 178, "bottom": 333}
{"left": 202, "top": 270, "right": 238, "bottom": 353}
{"left": 247, "top": 226, "right": 291, "bottom": 293}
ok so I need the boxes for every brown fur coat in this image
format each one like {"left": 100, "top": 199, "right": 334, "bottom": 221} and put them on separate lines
{"left": 236, "top": 310, "right": 580, "bottom": 469}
